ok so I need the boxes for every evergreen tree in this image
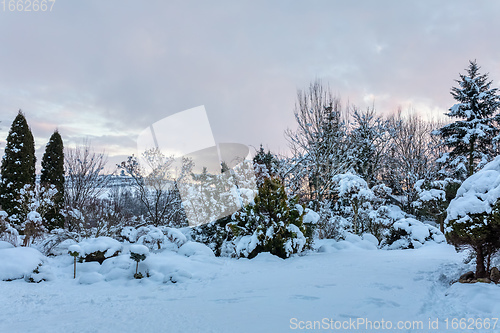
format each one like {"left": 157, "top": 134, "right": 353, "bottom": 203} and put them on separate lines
{"left": 433, "top": 60, "right": 500, "bottom": 180}
{"left": 0, "top": 111, "right": 36, "bottom": 225}
{"left": 41, "top": 130, "right": 65, "bottom": 230}
{"left": 444, "top": 157, "right": 500, "bottom": 278}
{"left": 228, "top": 177, "right": 309, "bottom": 259}
{"left": 252, "top": 145, "right": 277, "bottom": 187}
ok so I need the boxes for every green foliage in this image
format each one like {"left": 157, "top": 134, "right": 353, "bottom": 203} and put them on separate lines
{"left": 26, "top": 264, "right": 46, "bottom": 283}
{"left": 229, "top": 177, "right": 309, "bottom": 259}
{"left": 190, "top": 217, "right": 230, "bottom": 256}
{"left": 413, "top": 178, "right": 460, "bottom": 233}
{"left": 252, "top": 145, "right": 278, "bottom": 188}
{"left": 384, "top": 227, "right": 412, "bottom": 249}
{"left": 446, "top": 199, "right": 500, "bottom": 278}
{"left": 130, "top": 252, "right": 146, "bottom": 262}
{"left": 130, "top": 252, "right": 146, "bottom": 279}
{"left": 0, "top": 111, "right": 36, "bottom": 225}
{"left": 41, "top": 131, "right": 65, "bottom": 230}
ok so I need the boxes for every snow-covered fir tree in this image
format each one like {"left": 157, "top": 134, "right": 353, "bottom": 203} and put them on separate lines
{"left": 226, "top": 177, "right": 308, "bottom": 259}
{"left": 41, "top": 130, "right": 65, "bottom": 230}
{"left": 0, "top": 111, "right": 36, "bottom": 225}
{"left": 433, "top": 60, "right": 500, "bottom": 180}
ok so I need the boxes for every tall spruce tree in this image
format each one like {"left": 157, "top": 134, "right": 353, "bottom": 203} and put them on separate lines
{"left": 41, "top": 130, "right": 65, "bottom": 230}
{"left": 433, "top": 60, "right": 500, "bottom": 180}
{"left": 0, "top": 110, "right": 36, "bottom": 224}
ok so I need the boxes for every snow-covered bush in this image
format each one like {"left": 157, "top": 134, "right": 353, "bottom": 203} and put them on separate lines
{"left": 0, "top": 247, "right": 46, "bottom": 281}
{"left": 22, "top": 211, "right": 46, "bottom": 247}
{"left": 36, "top": 229, "right": 79, "bottom": 256}
{"left": 73, "top": 237, "right": 122, "bottom": 264}
{"left": 413, "top": 178, "right": 461, "bottom": 232}
{"left": 120, "top": 226, "right": 138, "bottom": 243}
{"left": 445, "top": 156, "right": 500, "bottom": 278}
{"left": 301, "top": 206, "right": 320, "bottom": 239}
{"left": 119, "top": 224, "right": 189, "bottom": 251}
{"left": 188, "top": 219, "right": 229, "bottom": 256}
{"left": 316, "top": 201, "right": 350, "bottom": 240}
{"left": 177, "top": 241, "right": 215, "bottom": 257}
{"left": 332, "top": 173, "right": 374, "bottom": 235}
{"left": 136, "top": 225, "right": 166, "bottom": 250}
{"left": 163, "top": 227, "right": 187, "bottom": 248}
{"left": 0, "top": 210, "right": 19, "bottom": 246}
{"left": 223, "top": 178, "right": 309, "bottom": 259}
{"left": 319, "top": 174, "right": 398, "bottom": 240}
{"left": 381, "top": 218, "right": 445, "bottom": 250}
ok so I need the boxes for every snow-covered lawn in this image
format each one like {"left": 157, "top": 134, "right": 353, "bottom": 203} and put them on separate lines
{"left": 1, "top": 242, "right": 499, "bottom": 333}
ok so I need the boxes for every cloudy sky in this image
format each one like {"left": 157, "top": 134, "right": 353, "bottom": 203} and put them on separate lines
{"left": 0, "top": 0, "right": 499, "bottom": 172}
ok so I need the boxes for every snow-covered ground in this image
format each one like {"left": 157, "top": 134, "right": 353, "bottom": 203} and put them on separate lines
{"left": 1, "top": 241, "right": 500, "bottom": 333}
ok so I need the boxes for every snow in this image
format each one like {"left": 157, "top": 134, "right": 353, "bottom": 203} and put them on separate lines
{"left": 0, "top": 247, "right": 45, "bottom": 281}
{"left": 120, "top": 226, "right": 138, "bottom": 242}
{"left": 178, "top": 241, "right": 215, "bottom": 257}
{"left": 362, "top": 233, "right": 379, "bottom": 246}
{"left": 303, "top": 208, "right": 320, "bottom": 224}
{"left": 68, "top": 244, "right": 82, "bottom": 255}
{"left": 2, "top": 242, "right": 497, "bottom": 332}
{"left": 316, "top": 233, "right": 378, "bottom": 252}
{"left": 333, "top": 172, "right": 371, "bottom": 200}
{"left": 0, "top": 240, "right": 14, "bottom": 249}
{"left": 418, "top": 188, "right": 445, "bottom": 202}
{"left": 446, "top": 155, "right": 500, "bottom": 228}
{"left": 76, "top": 237, "right": 123, "bottom": 258}
{"left": 79, "top": 272, "right": 105, "bottom": 285}
{"left": 129, "top": 244, "right": 149, "bottom": 256}
{"left": 385, "top": 218, "right": 445, "bottom": 250}
{"left": 164, "top": 226, "right": 188, "bottom": 247}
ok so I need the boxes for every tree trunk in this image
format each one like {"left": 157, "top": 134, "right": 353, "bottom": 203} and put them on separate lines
{"left": 438, "top": 214, "right": 444, "bottom": 234}
{"left": 487, "top": 252, "right": 492, "bottom": 275}
{"left": 468, "top": 141, "right": 475, "bottom": 177}
{"left": 353, "top": 203, "right": 359, "bottom": 235}
{"left": 476, "top": 248, "right": 487, "bottom": 278}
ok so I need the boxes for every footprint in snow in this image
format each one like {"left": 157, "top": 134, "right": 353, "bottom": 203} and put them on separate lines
{"left": 291, "top": 295, "right": 320, "bottom": 301}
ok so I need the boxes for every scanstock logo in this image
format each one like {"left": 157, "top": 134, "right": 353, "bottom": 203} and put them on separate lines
{"left": 137, "top": 106, "right": 257, "bottom": 227}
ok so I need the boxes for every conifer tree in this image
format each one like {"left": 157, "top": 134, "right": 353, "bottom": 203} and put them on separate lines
{"left": 252, "top": 145, "right": 277, "bottom": 187}
{"left": 0, "top": 110, "right": 36, "bottom": 225}
{"left": 229, "top": 177, "right": 309, "bottom": 259}
{"left": 41, "top": 131, "right": 65, "bottom": 230}
{"left": 433, "top": 60, "right": 500, "bottom": 180}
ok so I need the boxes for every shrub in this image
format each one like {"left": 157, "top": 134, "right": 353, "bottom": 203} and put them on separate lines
{"left": 224, "top": 178, "right": 309, "bottom": 259}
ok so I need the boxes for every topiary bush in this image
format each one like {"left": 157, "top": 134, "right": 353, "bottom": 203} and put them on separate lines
{"left": 130, "top": 244, "right": 148, "bottom": 279}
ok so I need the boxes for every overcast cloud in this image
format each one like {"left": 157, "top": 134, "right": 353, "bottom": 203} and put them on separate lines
{"left": 0, "top": 0, "right": 499, "bottom": 170}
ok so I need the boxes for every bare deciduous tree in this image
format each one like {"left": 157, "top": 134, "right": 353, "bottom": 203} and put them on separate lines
{"left": 382, "top": 109, "right": 440, "bottom": 212}
{"left": 285, "top": 80, "right": 353, "bottom": 206}
{"left": 119, "top": 148, "right": 189, "bottom": 227}
{"left": 64, "top": 141, "right": 111, "bottom": 232}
